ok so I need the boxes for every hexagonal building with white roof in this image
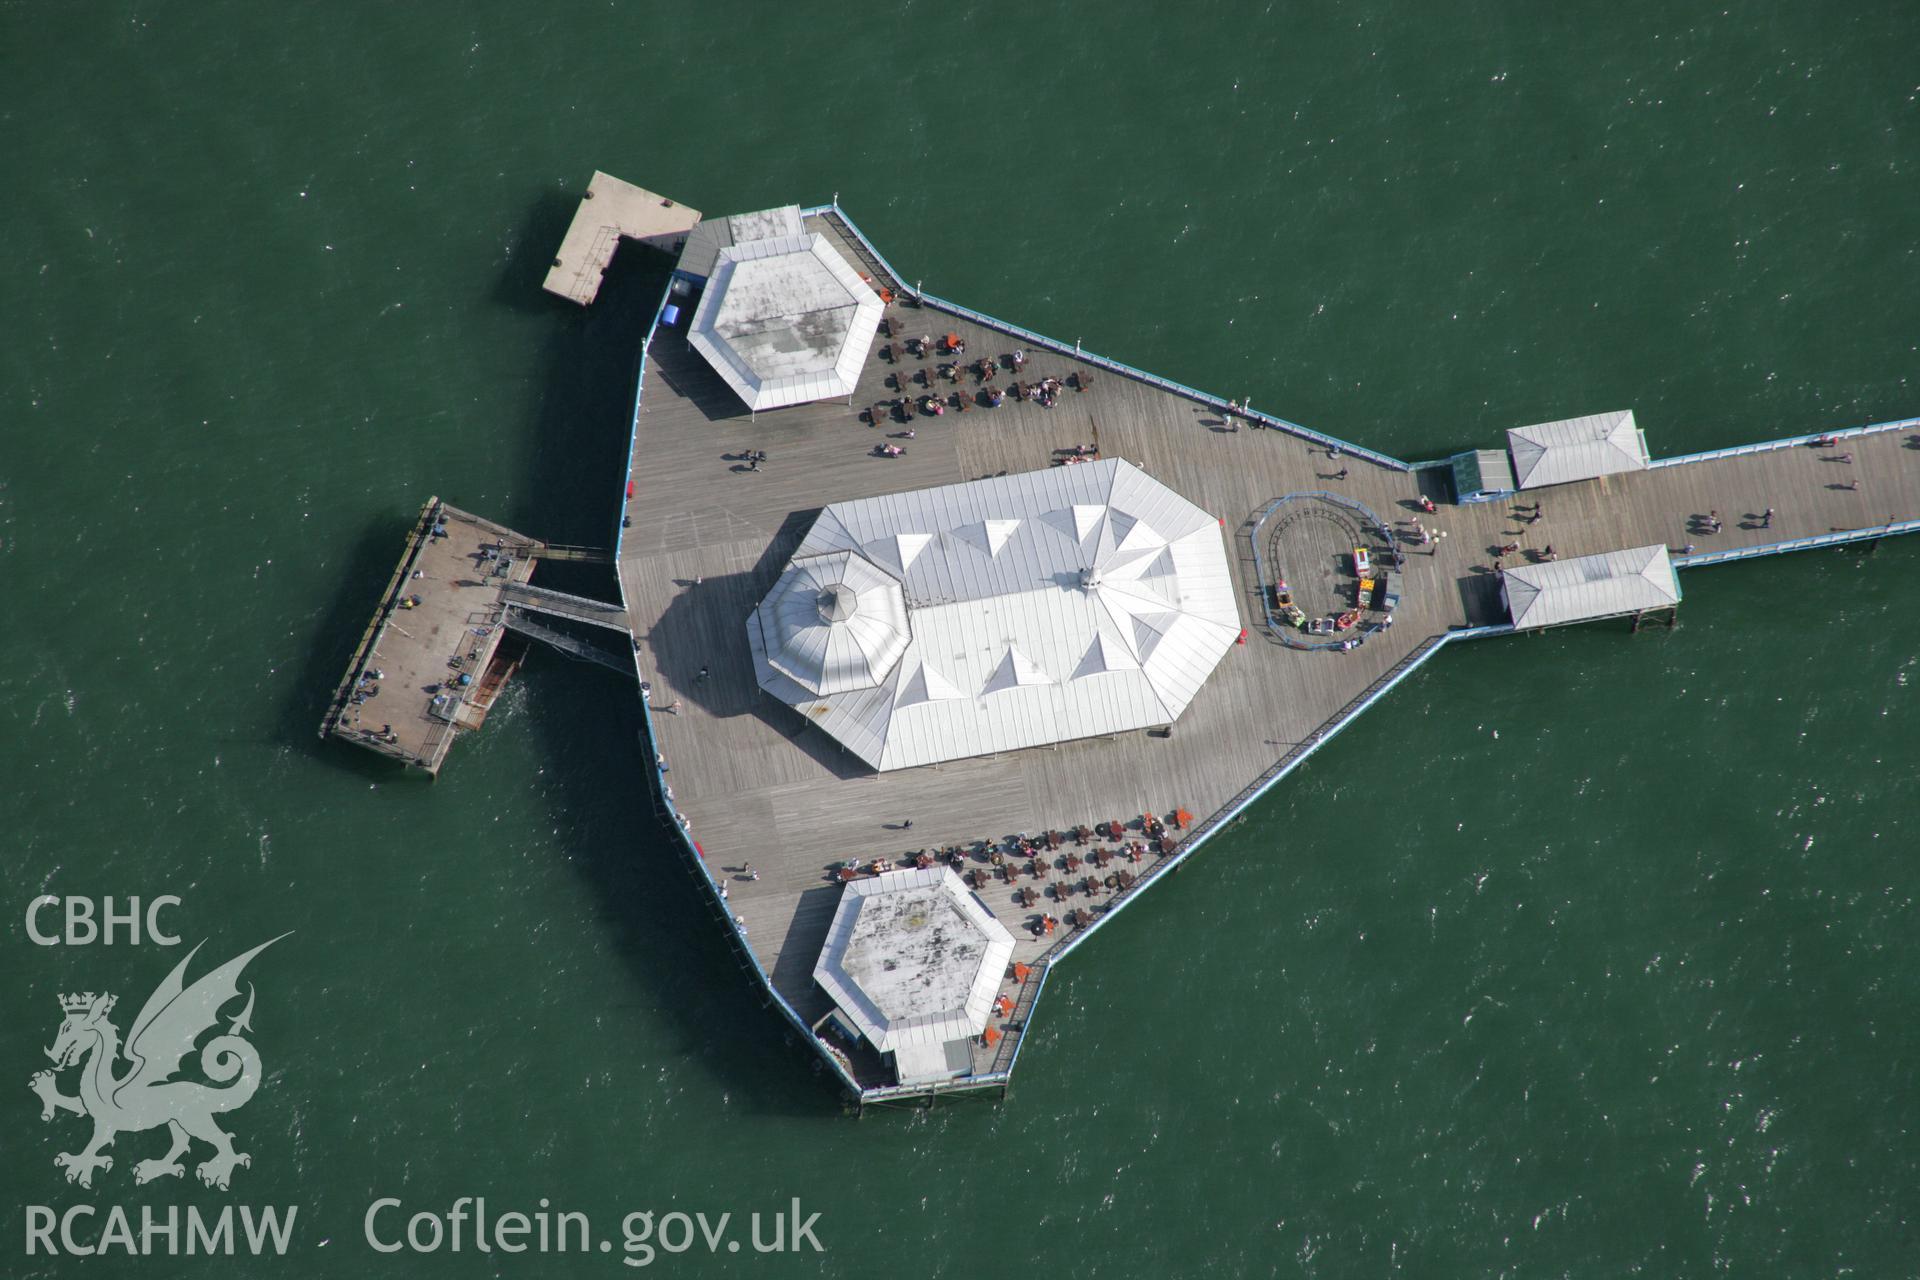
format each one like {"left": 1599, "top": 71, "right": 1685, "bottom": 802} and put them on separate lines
{"left": 813, "top": 866, "right": 1015, "bottom": 1079}
{"left": 747, "top": 457, "right": 1244, "bottom": 771}
{"left": 685, "top": 230, "right": 883, "bottom": 412}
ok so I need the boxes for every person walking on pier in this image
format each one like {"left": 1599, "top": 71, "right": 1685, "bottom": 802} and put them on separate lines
{"left": 1762, "top": 507, "right": 1774, "bottom": 529}
{"left": 1334, "top": 467, "right": 1348, "bottom": 481}
{"left": 696, "top": 665, "right": 709, "bottom": 684}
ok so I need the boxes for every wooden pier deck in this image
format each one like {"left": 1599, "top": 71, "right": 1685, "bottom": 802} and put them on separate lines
{"left": 542, "top": 173, "right": 701, "bottom": 307}
{"left": 321, "top": 501, "right": 542, "bottom": 774}
{"left": 612, "top": 209, "right": 1920, "bottom": 1097}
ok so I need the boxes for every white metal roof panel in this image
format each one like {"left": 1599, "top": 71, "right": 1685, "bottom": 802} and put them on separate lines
{"left": 726, "top": 205, "right": 804, "bottom": 243}
{"left": 753, "top": 551, "right": 910, "bottom": 695}
{"left": 1507, "top": 411, "right": 1648, "bottom": 489}
{"left": 686, "top": 233, "right": 883, "bottom": 411}
{"left": 750, "top": 460, "right": 1242, "bottom": 771}
{"left": 1502, "top": 544, "right": 1680, "bottom": 630}
{"left": 812, "top": 868, "right": 1015, "bottom": 1054}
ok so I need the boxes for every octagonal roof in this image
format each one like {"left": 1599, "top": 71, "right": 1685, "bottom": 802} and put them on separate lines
{"left": 812, "top": 867, "right": 1015, "bottom": 1054}
{"left": 752, "top": 550, "right": 911, "bottom": 696}
{"left": 686, "top": 233, "right": 883, "bottom": 411}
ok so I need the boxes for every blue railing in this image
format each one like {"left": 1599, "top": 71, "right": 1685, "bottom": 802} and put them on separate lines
{"left": 817, "top": 204, "right": 921, "bottom": 314}
{"left": 1401, "top": 418, "right": 1920, "bottom": 480}
{"left": 1675, "top": 519, "right": 1920, "bottom": 567}
{"left": 610, "top": 270, "right": 867, "bottom": 1100}
{"left": 996, "top": 959, "right": 1052, "bottom": 1079}
{"left": 611, "top": 285, "right": 676, "bottom": 561}
{"left": 820, "top": 202, "right": 1414, "bottom": 473}
{"left": 1047, "top": 622, "right": 1511, "bottom": 962}
{"left": 630, "top": 679, "right": 866, "bottom": 1098}
{"left": 1650, "top": 414, "right": 1919, "bottom": 468}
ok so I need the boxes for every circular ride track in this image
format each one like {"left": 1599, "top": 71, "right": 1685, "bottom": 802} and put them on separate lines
{"left": 1253, "top": 492, "right": 1400, "bottom": 650}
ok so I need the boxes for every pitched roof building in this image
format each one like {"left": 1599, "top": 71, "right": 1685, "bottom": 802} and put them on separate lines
{"left": 1501, "top": 544, "right": 1681, "bottom": 630}
{"left": 1507, "top": 410, "right": 1649, "bottom": 489}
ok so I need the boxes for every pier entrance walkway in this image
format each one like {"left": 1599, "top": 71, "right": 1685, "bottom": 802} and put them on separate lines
{"left": 500, "top": 581, "right": 629, "bottom": 631}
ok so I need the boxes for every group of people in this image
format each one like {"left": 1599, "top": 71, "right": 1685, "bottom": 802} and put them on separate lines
{"left": 1010, "top": 376, "right": 1066, "bottom": 409}
{"left": 901, "top": 333, "right": 968, "bottom": 359}
{"left": 869, "top": 318, "right": 1109, "bottom": 483}
{"left": 873, "top": 331, "right": 1087, "bottom": 429}
{"left": 347, "top": 667, "right": 384, "bottom": 710}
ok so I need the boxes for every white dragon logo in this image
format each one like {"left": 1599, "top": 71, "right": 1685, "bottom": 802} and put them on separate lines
{"left": 29, "top": 936, "right": 286, "bottom": 1190}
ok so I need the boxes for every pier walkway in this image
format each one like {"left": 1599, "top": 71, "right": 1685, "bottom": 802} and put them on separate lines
{"left": 499, "top": 581, "right": 630, "bottom": 632}
{"left": 608, "top": 205, "right": 1919, "bottom": 1099}
{"left": 500, "top": 610, "right": 633, "bottom": 675}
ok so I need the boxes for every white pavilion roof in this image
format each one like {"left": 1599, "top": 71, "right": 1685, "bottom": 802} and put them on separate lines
{"left": 1501, "top": 544, "right": 1680, "bottom": 630}
{"left": 813, "top": 867, "right": 1015, "bottom": 1054}
{"left": 755, "top": 550, "right": 910, "bottom": 695}
{"left": 1507, "top": 410, "right": 1649, "bottom": 489}
{"left": 746, "top": 459, "right": 1243, "bottom": 771}
{"left": 686, "top": 232, "right": 882, "bottom": 411}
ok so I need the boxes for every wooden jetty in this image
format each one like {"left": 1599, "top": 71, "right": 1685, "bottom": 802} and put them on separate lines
{"left": 321, "top": 501, "right": 568, "bottom": 774}
{"left": 597, "top": 197, "right": 1920, "bottom": 1105}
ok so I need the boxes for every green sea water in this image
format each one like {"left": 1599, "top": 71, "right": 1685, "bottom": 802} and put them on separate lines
{"left": 4, "top": 2, "right": 1918, "bottom": 1275}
